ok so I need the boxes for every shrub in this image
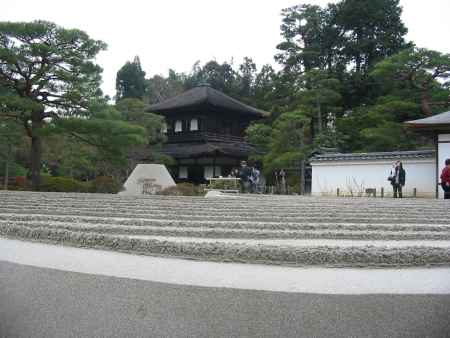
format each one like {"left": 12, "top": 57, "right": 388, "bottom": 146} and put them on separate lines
{"left": 15, "top": 176, "right": 27, "bottom": 188}
{"left": 158, "top": 183, "right": 204, "bottom": 196}
{"left": 208, "top": 179, "right": 240, "bottom": 190}
{"left": 89, "top": 176, "right": 122, "bottom": 194}
{"left": 39, "top": 176, "right": 89, "bottom": 193}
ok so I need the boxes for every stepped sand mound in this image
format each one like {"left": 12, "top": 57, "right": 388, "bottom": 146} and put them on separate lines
{"left": 1, "top": 191, "right": 449, "bottom": 268}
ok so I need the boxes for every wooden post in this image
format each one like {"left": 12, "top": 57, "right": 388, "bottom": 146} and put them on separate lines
{"left": 337, "top": 188, "right": 340, "bottom": 197}
{"left": 212, "top": 152, "right": 216, "bottom": 178}
{"left": 381, "top": 187, "right": 384, "bottom": 198}
{"left": 413, "top": 188, "right": 417, "bottom": 198}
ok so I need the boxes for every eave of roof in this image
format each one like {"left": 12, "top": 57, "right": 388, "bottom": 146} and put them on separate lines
{"left": 146, "top": 84, "right": 269, "bottom": 118}
{"left": 405, "top": 111, "right": 450, "bottom": 130}
{"left": 311, "top": 150, "right": 435, "bottom": 162}
{"left": 161, "top": 141, "right": 256, "bottom": 159}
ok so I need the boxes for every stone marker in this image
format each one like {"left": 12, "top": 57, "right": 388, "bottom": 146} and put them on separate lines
{"left": 119, "top": 164, "right": 175, "bottom": 196}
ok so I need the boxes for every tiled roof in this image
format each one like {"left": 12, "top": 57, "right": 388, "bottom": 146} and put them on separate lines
{"left": 311, "top": 150, "right": 435, "bottom": 162}
{"left": 146, "top": 84, "right": 269, "bottom": 117}
{"left": 405, "top": 111, "right": 450, "bottom": 126}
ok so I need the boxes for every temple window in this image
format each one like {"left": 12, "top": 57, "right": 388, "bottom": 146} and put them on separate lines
{"left": 175, "top": 120, "right": 183, "bottom": 133}
{"left": 190, "top": 118, "right": 199, "bottom": 131}
{"left": 179, "top": 166, "right": 188, "bottom": 179}
{"left": 204, "top": 166, "right": 221, "bottom": 179}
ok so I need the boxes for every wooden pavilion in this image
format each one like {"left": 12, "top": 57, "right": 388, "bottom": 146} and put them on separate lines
{"left": 146, "top": 84, "right": 269, "bottom": 184}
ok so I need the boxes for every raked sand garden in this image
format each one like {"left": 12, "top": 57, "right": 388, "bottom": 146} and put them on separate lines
{"left": 1, "top": 190, "right": 449, "bottom": 268}
{"left": 1, "top": 190, "right": 450, "bottom": 337}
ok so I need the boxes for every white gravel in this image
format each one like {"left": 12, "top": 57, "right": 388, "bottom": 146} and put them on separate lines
{"left": 120, "top": 235, "right": 450, "bottom": 248}
{"left": 2, "top": 238, "right": 450, "bottom": 294}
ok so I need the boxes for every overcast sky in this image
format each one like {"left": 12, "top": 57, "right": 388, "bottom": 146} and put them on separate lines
{"left": 2, "top": 0, "right": 450, "bottom": 98}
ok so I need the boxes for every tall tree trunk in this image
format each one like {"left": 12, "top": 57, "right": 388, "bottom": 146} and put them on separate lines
{"left": 30, "top": 112, "right": 43, "bottom": 191}
{"left": 30, "top": 134, "right": 42, "bottom": 191}
{"left": 299, "top": 125, "right": 306, "bottom": 195}
{"left": 299, "top": 159, "right": 305, "bottom": 195}
{"left": 420, "top": 87, "right": 433, "bottom": 116}
{"left": 3, "top": 143, "right": 11, "bottom": 190}
{"left": 316, "top": 93, "right": 322, "bottom": 134}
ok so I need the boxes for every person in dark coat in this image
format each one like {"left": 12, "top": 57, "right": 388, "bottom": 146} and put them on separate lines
{"left": 440, "top": 158, "right": 450, "bottom": 199}
{"left": 238, "top": 161, "right": 252, "bottom": 193}
{"left": 390, "top": 161, "right": 406, "bottom": 198}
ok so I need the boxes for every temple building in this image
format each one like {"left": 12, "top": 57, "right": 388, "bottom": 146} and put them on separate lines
{"left": 146, "top": 84, "right": 269, "bottom": 183}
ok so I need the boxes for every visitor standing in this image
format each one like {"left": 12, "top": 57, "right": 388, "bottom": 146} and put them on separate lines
{"left": 238, "top": 161, "right": 252, "bottom": 193}
{"left": 389, "top": 161, "right": 406, "bottom": 198}
{"left": 440, "top": 158, "right": 450, "bottom": 199}
{"left": 250, "top": 166, "right": 260, "bottom": 193}
{"left": 279, "top": 169, "right": 287, "bottom": 194}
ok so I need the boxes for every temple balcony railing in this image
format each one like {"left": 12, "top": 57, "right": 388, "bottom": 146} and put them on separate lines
{"left": 166, "top": 132, "right": 246, "bottom": 144}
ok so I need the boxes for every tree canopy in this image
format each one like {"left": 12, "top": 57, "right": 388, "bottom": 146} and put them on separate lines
{"left": 2, "top": 0, "right": 450, "bottom": 193}
{"left": 0, "top": 21, "right": 146, "bottom": 189}
{"left": 116, "top": 56, "right": 146, "bottom": 101}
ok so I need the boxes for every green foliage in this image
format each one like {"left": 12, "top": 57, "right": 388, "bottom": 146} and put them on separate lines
{"left": 371, "top": 47, "right": 450, "bottom": 116}
{"left": 116, "top": 56, "right": 146, "bottom": 101}
{"left": 207, "top": 179, "right": 240, "bottom": 191}
{"left": 333, "top": 0, "right": 408, "bottom": 73}
{"left": 56, "top": 106, "right": 147, "bottom": 167}
{"left": 158, "top": 183, "right": 204, "bottom": 196}
{"left": 145, "top": 70, "right": 186, "bottom": 104}
{"left": 2, "top": 4, "right": 448, "bottom": 191}
{"left": 0, "top": 20, "right": 106, "bottom": 115}
{"left": 0, "top": 20, "right": 107, "bottom": 189}
{"left": 263, "top": 110, "right": 311, "bottom": 173}
{"left": 245, "top": 123, "right": 273, "bottom": 162}
{"left": 115, "top": 98, "right": 166, "bottom": 144}
{"left": 0, "top": 162, "right": 27, "bottom": 177}
{"left": 89, "top": 176, "right": 122, "bottom": 194}
{"left": 39, "top": 176, "right": 90, "bottom": 193}
{"left": 38, "top": 175, "right": 122, "bottom": 194}
{"left": 297, "top": 70, "right": 342, "bottom": 144}
{"left": 276, "top": 4, "right": 336, "bottom": 73}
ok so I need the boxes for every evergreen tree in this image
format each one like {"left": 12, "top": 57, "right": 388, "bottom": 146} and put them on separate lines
{"left": 333, "top": 0, "right": 408, "bottom": 74}
{"left": 0, "top": 20, "right": 106, "bottom": 189}
{"left": 116, "top": 56, "right": 147, "bottom": 101}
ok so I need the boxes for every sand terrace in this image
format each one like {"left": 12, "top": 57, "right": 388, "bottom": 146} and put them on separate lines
{"left": 1, "top": 191, "right": 449, "bottom": 268}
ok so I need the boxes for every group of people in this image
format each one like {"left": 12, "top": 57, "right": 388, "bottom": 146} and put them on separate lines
{"left": 231, "top": 158, "right": 450, "bottom": 198}
{"left": 234, "top": 161, "right": 260, "bottom": 193}
{"left": 388, "top": 159, "right": 450, "bottom": 199}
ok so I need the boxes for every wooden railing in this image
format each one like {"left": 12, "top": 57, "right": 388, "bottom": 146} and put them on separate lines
{"left": 167, "top": 132, "right": 246, "bottom": 143}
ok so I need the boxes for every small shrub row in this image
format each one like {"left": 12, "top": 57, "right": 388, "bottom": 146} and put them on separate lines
{"left": 158, "top": 183, "right": 204, "bottom": 196}
{"left": 40, "top": 176, "right": 90, "bottom": 193}
{"left": 34, "top": 176, "right": 123, "bottom": 193}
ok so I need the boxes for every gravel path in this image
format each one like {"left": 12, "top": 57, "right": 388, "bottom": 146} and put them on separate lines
{"left": 2, "top": 260, "right": 449, "bottom": 338}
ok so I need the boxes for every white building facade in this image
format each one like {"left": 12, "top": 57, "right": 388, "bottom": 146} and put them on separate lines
{"left": 311, "top": 150, "right": 436, "bottom": 198}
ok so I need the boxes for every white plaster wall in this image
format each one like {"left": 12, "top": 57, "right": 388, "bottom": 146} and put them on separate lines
{"left": 311, "top": 159, "right": 435, "bottom": 198}
{"left": 438, "top": 134, "right": 450, "bottom": 199}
